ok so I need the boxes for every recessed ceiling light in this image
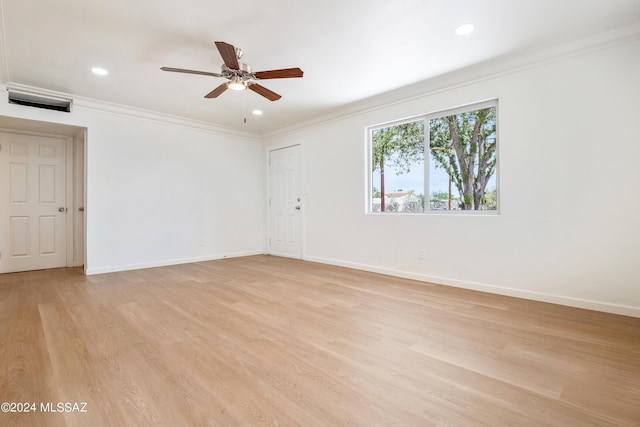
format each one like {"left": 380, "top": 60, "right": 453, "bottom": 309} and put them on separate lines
{"left": 91, "top": 67, "right": 108, "bottom": 76}
{"left": 252, "top": 110, "right": 263, "bottom": 116}
{"left": 455, "top": 23, "right": 475, "bottom": 36}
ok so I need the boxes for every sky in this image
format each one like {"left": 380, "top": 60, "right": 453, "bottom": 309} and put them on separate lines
{"left": 372, "top": 156, "right": 497, "bottom": 197}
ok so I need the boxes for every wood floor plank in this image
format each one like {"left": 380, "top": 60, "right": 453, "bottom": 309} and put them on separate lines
{"left": 1, "top": 304, "right": 66, "bottom": 427}
{"left": 38, "top": 302, "right": 128, "bottom": 427}
{"left": 0, "top": 255, "right": 639, "bottom": 426}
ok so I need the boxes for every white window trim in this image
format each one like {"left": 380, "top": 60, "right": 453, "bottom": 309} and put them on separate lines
{"left": 366, "top": 99, "right": 499, "bottom": 215}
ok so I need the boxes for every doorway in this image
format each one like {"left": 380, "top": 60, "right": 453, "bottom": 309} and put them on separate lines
{"left": 0, "top": 122, "right": 85, "bottom": 273}
{"left": 268, "top": 145, "right": 302, "bottom": 258}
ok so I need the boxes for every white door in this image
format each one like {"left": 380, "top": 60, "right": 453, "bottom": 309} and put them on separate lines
{"left": 269, "top": 145, "right": 302, "bottom": 258}
{"left": 0, "top": 133, "right": 68, "bottom": 273}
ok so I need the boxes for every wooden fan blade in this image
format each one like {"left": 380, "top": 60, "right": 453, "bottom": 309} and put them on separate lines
{"left": 204, "top": 83, "right": 228, "bottom": 98}
{"left": 215, "top": 41, "right": 239, "bottom": 70}
{"left": 254, "top": 68, "right": 304, "bottom": 79}
{"left": 248, "top": 84, "right": 281, "bottom": 101}
{"left": 161, "top": 67, "right": 222, "bottom": 77}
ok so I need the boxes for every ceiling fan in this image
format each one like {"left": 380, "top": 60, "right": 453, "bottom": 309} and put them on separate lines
{"left": 161, "top": 41, "right": 303, "bottom": 101}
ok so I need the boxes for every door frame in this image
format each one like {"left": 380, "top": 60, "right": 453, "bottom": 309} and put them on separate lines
{"left": 267, "top": 143, "right": 303, "bottom": 259}
{"left": 71, "top": 128, "right": 86, "bottom": 270}
{"left": 0, "top": 127, "right": 85, "bottom": 272}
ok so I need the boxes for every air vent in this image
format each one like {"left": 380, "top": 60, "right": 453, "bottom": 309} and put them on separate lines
{"left": 8, "top": 90, "right": 72, "bottom": 113}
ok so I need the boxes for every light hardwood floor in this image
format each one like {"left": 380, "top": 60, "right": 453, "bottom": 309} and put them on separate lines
{"left": 0, "top": 255, "right": 638, "bottom": 426}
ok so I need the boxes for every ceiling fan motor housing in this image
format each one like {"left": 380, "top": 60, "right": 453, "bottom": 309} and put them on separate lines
{"left": 222, "top": 63, "right": 253, "bottom": 82}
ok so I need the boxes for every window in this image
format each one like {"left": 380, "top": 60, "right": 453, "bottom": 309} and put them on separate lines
{"left": 369, "top": 100, "right": 498, "bottom": 213}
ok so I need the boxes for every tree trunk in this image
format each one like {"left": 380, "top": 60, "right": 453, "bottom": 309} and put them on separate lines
{"left": 447, "top": 116, "right": 473, "bottom": 209}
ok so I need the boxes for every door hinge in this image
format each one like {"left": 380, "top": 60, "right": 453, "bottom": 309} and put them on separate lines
{"left": 268, "top": 198, "right": 271, "bottom": 206}
{"left": 269, "top": 238, "right": 271, "bottom": 246}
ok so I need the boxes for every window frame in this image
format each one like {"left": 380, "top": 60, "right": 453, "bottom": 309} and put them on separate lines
{"left": 366, "top": 99, "right": 500, "bottom": 215}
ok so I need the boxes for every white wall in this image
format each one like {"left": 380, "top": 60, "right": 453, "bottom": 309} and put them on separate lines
{"left": 0, "top": 95, "right": 266, "bottom": 274}
{"left": 264, "top": 37, "right": 640, "bottom": 316}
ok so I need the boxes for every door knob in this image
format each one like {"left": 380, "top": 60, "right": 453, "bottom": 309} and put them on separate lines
{"left": 58, "top": 207, "right": 66, "bottom": 212}
{"left": 295, "top": 206, "right": 301, "bottom": 210}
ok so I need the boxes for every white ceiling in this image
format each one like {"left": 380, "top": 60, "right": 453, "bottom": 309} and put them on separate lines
{"left": 1, "top": 0, "right": 638, "bottom": 135}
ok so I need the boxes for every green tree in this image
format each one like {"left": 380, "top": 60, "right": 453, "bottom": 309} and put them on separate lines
{"left": 429, "top": 107, "right": 497, "bottom": 210}
{"left": 483, "top": 189, "right": 497, "bottom": 210}
{"left": 430, "top": 190, "right": 449, "bottom": 200}
{"left": 372, "top": 121, "right": 424, "bottom": 211}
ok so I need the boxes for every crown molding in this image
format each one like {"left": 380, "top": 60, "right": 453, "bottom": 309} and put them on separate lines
{"left": 264, "top": 19, "right": 640, "bottom": 140}
{"left": 3, "top": 82, "right": 262, "bottom": 140}
{"left": 2, "top": 18, "right": 638, "bottom": 142}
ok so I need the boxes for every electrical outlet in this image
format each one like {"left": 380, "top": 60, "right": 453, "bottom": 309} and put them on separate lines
{"left": 199, "top": 239, "right": 205, "bottom": 247}
{"left": 418, "top": 249, "right": 425, "bottom": 260}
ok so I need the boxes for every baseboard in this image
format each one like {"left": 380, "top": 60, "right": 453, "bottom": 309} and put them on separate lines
{"left": 303, "top": 255, "right": 640, "bottom": 318}
{"left": 85, "top": 250, "right": 266, "bottom": 275}
{"left": 267, "top": 251, "right": 302, "bottom": 260}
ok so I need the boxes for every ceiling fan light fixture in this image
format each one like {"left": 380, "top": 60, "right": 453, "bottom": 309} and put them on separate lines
{"left": 227, "top": 76, "right": 247, "bottom": 91}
